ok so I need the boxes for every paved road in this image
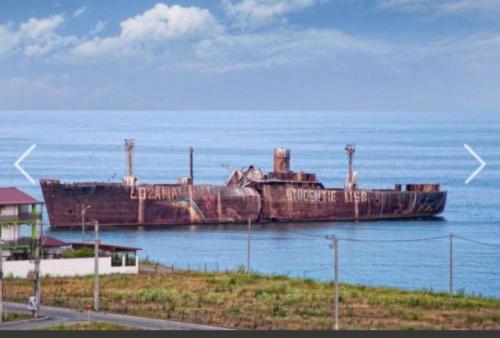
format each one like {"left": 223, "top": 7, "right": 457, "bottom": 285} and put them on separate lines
{"left": 1, "top": 302, "right": 225, "bottom": 330}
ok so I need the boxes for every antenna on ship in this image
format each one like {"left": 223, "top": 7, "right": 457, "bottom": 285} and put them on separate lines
{"left": 123, "top": 139, "right": 138, "bottom": 186}
{"left": 189, "top": 146, "right": 194, "bottom": 185}
{"left": 344, "top": 144, "right": 357, "bottom": 190}
{"left": 177, "top": 146, "right": 195, "bottom": 185}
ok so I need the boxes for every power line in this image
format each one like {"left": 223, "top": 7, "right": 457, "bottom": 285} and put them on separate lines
{"left": 331, "top": 235, "right": 449, "bottom": 243}
{"left": 453, "top": 235, "right": 500, "bottom": 249}
{"left": 282, "top": 230, "right": 325, "bottom": 239}
{"left": 85, "top": 224, "right": 500, "bottom": 250}
{"left": 270, "top": 224, "right": 326, "bottom": 239}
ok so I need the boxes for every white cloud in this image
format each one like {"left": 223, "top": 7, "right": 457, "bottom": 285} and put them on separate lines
{"left": 0, "top": 15, "right": 77, "bottom": 57}
{"left": 63, "top": 2, "right": 388, "bottom": 71}
{"left": 0, "top": 2, "right": 380, "bottom": 69}
{"left": 121, "top": 3, "right": 219, "bottom": 40}
{"left": 377, "top": 0, "right": 500, "bottom": 14}
{"left": 439, "top": 0, "right": 500, "bottom": 13}
{"left": 192, "top": 28, "right": 389, "bottom": 72}
{"left": 20, "top": 15, "right": 76, "bottom": 57}
{"left": 1, "top": 2, "right": 500, "bottom": 111}
{"left": 68, "top": 3, "right": 221, "bottom": 60}
{"left": 90, "top": 20, "right": 107, "bottom": 35}
{"left": 19, "top": 15, "right": 64, "bottom": 39}
{"left": 1, "top": 1, "right": 498, "bottom": 77}
{"left": 0, "top": 24, "right": 18, "bottom": 55}
{"left": 73, "top": 6, "right": 87, "bottom": 18}
{"left": 222, "top": 0, "right": 324, "bottom": 28}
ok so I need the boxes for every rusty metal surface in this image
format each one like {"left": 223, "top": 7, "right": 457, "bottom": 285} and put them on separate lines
{"left": 41, "top": 180, "right": 261, "bottom": 227}
{"left": 257, "top": 183, "right": 446, "bottom": 222}
{"left": 40, "top": 145, "right": 447, "bottom": 228}
{"left": 273, "top": 148, "right": 291, "bottom": 173}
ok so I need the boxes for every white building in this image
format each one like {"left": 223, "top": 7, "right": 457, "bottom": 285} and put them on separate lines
{"left": 0, "top": 187, "right": 140, "bottom": 278}
{"left": 2, "top": 237, "right": 141, "bottom": 278}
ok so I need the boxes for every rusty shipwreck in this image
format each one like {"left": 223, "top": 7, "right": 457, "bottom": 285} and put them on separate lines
{"left": 41, "top": 141, "right": 446, "bottom": 228}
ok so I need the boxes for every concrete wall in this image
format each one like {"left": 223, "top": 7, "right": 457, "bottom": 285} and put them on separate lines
{"left": 2, "top": 256, "right": 139, "bottom": 278}
{"left": 0, "top": 206, "right": 18, "bottom": 216}
{"left": 1, "top": 224, "right": 20, "bottom": 241}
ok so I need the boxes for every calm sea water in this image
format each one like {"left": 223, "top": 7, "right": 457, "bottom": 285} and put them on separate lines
{"left": 1, "top": 111, "right": 499, "bottom": 297}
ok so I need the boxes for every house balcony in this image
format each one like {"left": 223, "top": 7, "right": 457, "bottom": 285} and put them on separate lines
{"left": 0, "top": 212, "right": 42, "bottom": 224}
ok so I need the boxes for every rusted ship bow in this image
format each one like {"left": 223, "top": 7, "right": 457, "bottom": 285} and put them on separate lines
{"left": 41, "top": 142, "right": 446, "bottom": 228}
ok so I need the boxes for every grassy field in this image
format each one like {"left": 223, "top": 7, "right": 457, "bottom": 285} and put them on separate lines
{"left": 3, "top": 312, "right": 32, "bottom": 322}
{"left": 4, "top": 269, "right": 500, "bottom": 330}
{"left": 43, "top": 322, "right": 131, "bottom": 330}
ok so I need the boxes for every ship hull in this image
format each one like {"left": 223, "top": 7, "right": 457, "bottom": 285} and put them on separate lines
{"left": 41, "top": 180, "right": 446, "bottom": 228}
{"left": 258, "top": 183, "right": 446, "bottom": 222}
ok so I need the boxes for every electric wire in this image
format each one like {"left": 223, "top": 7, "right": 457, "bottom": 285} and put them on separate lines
{"left": 453, "top": 234, "right": 500, "bottom": 249}
{"left": 332, "top": 235, "right": 450, "bottom": 243}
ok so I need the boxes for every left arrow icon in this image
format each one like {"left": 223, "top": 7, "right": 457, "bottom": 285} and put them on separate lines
{"left": 14, "top": 144, "right": 37, "bottom": 185}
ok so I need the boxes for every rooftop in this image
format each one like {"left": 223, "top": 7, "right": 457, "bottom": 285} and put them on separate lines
{"left": 70, "top": 242, "right": 141, "bottom": 252}
{"left": 0, "top": 187, "right": 41, "bottom": 206}
{"left": 10, "top": 236, "right": 69, "bottom": 248}
{"left": 4, "top": 236, "right": 141, "bottom": 252}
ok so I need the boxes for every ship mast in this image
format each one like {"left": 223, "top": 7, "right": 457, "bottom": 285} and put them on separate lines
{"left": 189, "top": 146, "right": 194, "bottom": 184}
{"left": 124, "top": 139, "right": 135, "bottom": 177}
{"left": 344, "top": 144, "right": 356, "bottom": 190}
{"left": 123, "top": 139, "right": 137, "bottom": 186}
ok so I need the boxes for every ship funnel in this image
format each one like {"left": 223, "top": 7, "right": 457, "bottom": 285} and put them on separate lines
{"left": 274, "top": 148, "right": 290, "bottom": 173}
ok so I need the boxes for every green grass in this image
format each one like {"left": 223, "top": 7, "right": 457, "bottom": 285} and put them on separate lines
{"left": 43, "top": 321, "right": 131, "bottom": 330}
{"left": 4, "top": 270, "right": 500, "bottom": 330}
{"left": 3, "top": 312, "right": 32, "bottom": 322}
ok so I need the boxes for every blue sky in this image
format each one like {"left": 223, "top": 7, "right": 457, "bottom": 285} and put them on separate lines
{"left": 1, "top": 0, "right": 500, "bottom": 111}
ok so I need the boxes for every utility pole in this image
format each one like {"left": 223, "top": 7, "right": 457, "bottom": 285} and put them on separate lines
{"left": 333, "top": 235, "right": 339, "bottom": 330}
{"left": 94, "top": 220, "right": 99, "bottom": 312}
{"left": 247, "top": 219, "right": 252, "bottom": 275}
{"left": 81, "top": 205, "right": 91, "bottom": 243}
{"left": 449, "top": 233, "right": 454, "bottom": 296}
{"left": 327, "top": 235, "right": 339, "bottom": 330}
{"left": 33, "top": 216, "right": 42, "bottom": 318}
{"left": 0, "top": 239, "right": 3, "bottom": 325}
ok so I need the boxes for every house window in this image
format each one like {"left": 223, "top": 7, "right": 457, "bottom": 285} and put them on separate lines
{"left": 111, "top": 253, "right": 123, "bottom": 267}
{"left": 125, "top": 252, "right": 136, "bottom": 266}
{"left": 19, "top": 205, "right": 31, "bottom": 215}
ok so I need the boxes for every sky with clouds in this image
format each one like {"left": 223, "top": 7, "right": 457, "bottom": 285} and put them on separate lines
{"left": 1, "top": 0, "right": 499, "bottom": 111}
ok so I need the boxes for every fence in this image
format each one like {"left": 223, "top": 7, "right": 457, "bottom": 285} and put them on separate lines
{"left": 28, "top": 221, "right": 499, "bottom": 331}
{"left": 139, "top": 228, "right": 499, "bottom": 298}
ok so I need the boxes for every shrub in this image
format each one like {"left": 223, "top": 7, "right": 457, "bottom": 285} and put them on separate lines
{"left": 138, "top": 288, "right": 176, "bottom": 304}
{"left": 63, "top": 248, "right": 94, "bottom": 258}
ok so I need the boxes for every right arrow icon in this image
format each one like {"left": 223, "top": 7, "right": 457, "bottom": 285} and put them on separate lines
{"left": 464, "top": 144, "right": 487, "bottom": 184}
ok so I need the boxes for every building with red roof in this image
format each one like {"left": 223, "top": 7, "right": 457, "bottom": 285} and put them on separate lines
{"left": 0, "top": 187, "right": 43, "bottom": 225}
{"left": 0, "top": 187, "right": 41, "bottom": 206}
{"left": 0, "top": 187, "right": 140, "bottom": 278}
{"left": 0, "top": 187, "right": 43, "bottom": 243}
